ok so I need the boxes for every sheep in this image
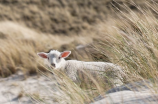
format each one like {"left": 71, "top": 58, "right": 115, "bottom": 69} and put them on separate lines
{"left": 37, "top": 50, "right": 125, "bottom": 86}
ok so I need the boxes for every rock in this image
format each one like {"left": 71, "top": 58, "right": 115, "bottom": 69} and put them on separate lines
{"left": 92, "top": 80, "right": 158, "bottom": 104}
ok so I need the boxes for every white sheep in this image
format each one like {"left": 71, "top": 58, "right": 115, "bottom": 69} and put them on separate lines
{"left": 37, "top": 50, "right": 125, "bottom": 86}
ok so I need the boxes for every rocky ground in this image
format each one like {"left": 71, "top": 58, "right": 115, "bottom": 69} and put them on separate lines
{"left": 1, "top": 71, "right": 158, "bottom": 104}
{"left": 92, "top": 80, "right": 158, "bottom": 104}
{"left": 0, "top": 71, "right": 59, "bottom": 104}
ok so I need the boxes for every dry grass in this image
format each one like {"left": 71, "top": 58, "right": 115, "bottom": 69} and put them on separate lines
{"left": 1, "top": 0, "right": 158, "bottom": 104}
{"left": 0, "top": 0, "right": 149, "bottom": 35}
{"left": 31, "top": 1, "right": 158, "bottom": 103}
{"left": 0, "top": 21, "right": 95, "bottom": 77}
{"left": 32, "top": 66, "right": 110, "bottom": 104}
{"left": 94, "top": 1, "right": 158, "bottom": 82}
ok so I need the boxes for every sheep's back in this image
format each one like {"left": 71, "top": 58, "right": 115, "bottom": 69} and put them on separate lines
{"left": 64, "top": 60, "right": 125, "bottom": 86}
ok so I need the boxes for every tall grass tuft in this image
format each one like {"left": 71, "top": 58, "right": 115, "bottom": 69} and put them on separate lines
{"left": 0, "top": 23, "right": 94, "bottom": 77}
{"left": 33, "top": 2, "right": 158, "bottom": 103}
{"left": 94, "top": 2, "right": 158, "bottom": 82}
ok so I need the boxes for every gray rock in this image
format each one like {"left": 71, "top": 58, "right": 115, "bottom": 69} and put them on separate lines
{"left": 92, "top": 80, "right": 158, "bottom": 104}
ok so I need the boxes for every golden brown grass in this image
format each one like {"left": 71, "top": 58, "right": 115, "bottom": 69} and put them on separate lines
{"left": 34, "top": 66, "right": 110, "bottom": 104}
{"left": 32, "top": 1, "right": 158, "bottom": 103}
{"left": 1, "top": 1, "right": 158, "bottom": 104}
{"left": 0, "top": 21, "right": 95, "bottom": 77}
{"left": 0, "top": 0, "right": 149, "bottom": 35}
{"left": 94, "top": 2, "right": 158, "bottom": 82}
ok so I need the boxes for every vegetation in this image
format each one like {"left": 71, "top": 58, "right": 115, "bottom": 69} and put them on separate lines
{"left": 34, "top": 1, "right": 158, "bottom": 103}
{"left": 1, "top": 0, "right": 158, "bottom": 103}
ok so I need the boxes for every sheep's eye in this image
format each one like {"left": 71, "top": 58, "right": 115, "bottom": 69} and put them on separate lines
{"left": 58, "top": 57, "right": 61, "bottom": 59}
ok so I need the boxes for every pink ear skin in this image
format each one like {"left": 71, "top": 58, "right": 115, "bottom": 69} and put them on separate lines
{"left": 37, "top": 52, "right": 48, "bottom": 59}
{"left": 61, "top": 51, "right": 71, "bottom": 58}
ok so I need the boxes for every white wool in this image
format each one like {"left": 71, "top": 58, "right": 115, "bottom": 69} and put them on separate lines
{"left": 49, "top": 50, "right": 61, "bottom": 55}
{"left": 38, "top": 50, "right": 125, "bottom": 86}
{"left": 63, "top": 60, "right": 124, "bottom": 85}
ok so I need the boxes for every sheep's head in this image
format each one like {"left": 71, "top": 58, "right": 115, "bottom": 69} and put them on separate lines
{"left": 37, "top": 50, "right": 71, "bottom": 69}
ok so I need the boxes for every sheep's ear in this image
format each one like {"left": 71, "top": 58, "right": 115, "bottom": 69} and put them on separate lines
{"left": 60, "top": 51, "right": 71, "bottom": 58}
{"left": 37, "top": 52, "right": 48, "bottom": 59}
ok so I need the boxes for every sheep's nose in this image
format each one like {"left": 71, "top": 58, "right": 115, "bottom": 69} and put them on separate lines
{"left": 51, "top": 63, "right": 56, "bottom": 67}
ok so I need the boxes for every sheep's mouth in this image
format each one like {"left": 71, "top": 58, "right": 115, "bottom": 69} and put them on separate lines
{"left": 51, "top": 63, "right": 56, "bottom": 67}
